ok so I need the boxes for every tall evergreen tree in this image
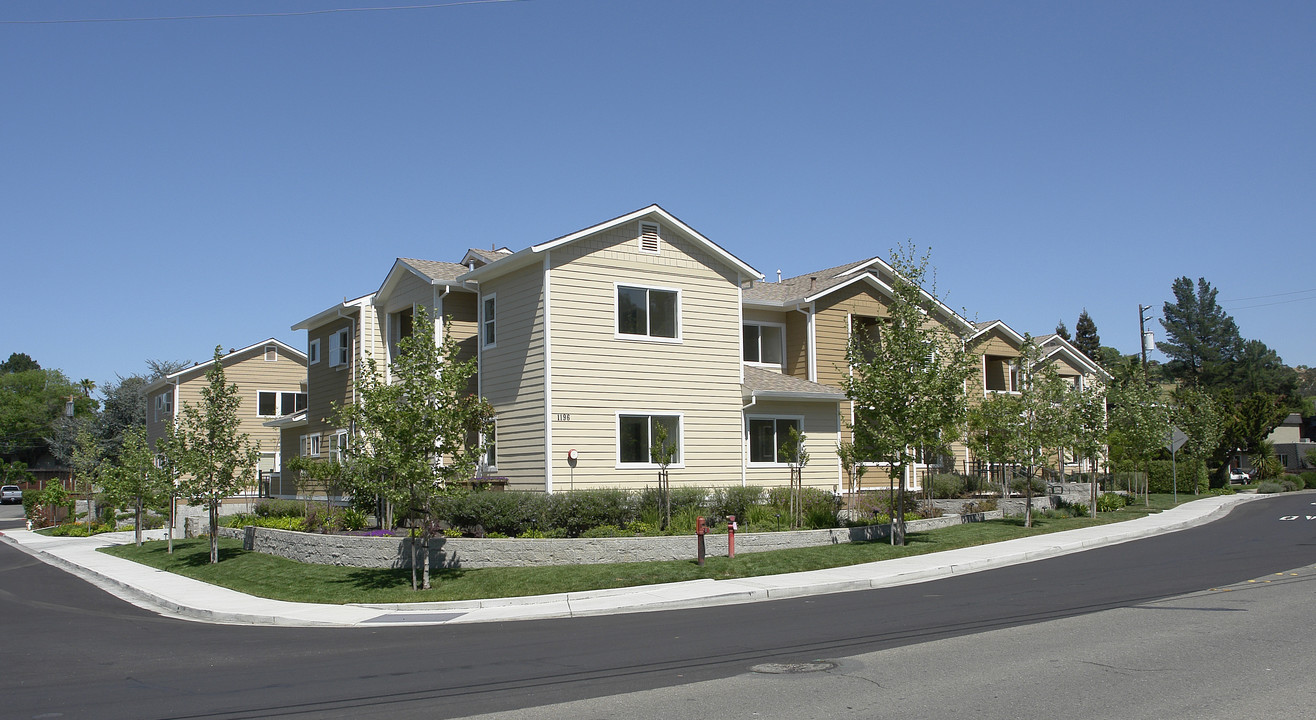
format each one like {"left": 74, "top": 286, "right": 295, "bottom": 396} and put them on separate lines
{"left": 1073, "top": 310, "right": 1101, "bottom": 361}
{"left": 1157, "top": 277, "right": 1241, "bottom": 386}
{"left": 1055, "top": 320, "right": 1071, "bottom": 341}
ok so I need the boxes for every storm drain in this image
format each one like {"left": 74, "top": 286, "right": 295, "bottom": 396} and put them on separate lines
{"left": 751, "top": 661, "right": 837, "bottom": 674}
{"left": 363, "top": 612, "right": 466, "bottom": 624}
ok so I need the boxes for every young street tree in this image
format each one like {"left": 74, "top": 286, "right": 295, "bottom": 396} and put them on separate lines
{"left": 171, "top": 347, "right": 261, "bottom": 564}
{"left": 101, "top": 426, "right": 170, "bottom": 546}
{"left": 1107, "top": 366, "right": 1169, "bottom": 505}
{"left": 966, "top": 337, "right": 1066, "bottom": 527}
{"left": 842, "top": 244, "right": 976, "bottom": 545}
{"left": 335, "top": 306, "right": 493, "bottom": 591}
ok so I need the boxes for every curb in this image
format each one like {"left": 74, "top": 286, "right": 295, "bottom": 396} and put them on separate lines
{"left": 1, "top": 493, "right": 1267, "bottom": 626}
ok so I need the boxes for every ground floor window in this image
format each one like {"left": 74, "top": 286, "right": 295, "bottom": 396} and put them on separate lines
{"left": 748, "top": 417, "right": 802, "bottom": 464}
{"left": 618, "top": 414, "right": 681, "bottom": 466}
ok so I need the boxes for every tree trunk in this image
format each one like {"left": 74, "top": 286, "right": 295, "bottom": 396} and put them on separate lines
{"left": 409, "top": 525, "right": 419, "bottom": 591}
{"left": 892, "top": 463, "right": 907, "bottom": 546}
{"left": 208, "top": 499, "right": 219, "bottom": 564}
{"left": 134, "top": 498, "right": 143, "bottom": 547}
{"left": 421, "top": 531, "right": 431, "bottom": 590}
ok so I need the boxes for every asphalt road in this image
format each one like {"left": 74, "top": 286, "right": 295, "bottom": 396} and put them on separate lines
{"left": 3, "top": 494, "right": 1315, "bottom": 720}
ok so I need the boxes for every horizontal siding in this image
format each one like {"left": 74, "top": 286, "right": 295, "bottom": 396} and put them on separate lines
{"left": 480, "top": 263, "right": 546, "bottom": 491}
{"left": 743, "top": 400, "right": 842, "bottom": 491}
{"left": 545, "top": 220, "right": 746, "bottom": 490}
{"left": 306, "top": 314, "right": 355, "bottom": 437}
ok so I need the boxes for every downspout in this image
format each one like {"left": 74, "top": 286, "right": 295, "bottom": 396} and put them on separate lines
{"left": 740, "top": 392, "right": 757, "bottom": 488}
{"left": 543, "top": 252, "right": 553, "bottom": 493}
{"left": 335, "top": 307, "right": 358, "bottom": 408}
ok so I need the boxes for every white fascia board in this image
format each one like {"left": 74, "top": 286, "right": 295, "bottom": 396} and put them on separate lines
{"left": 1041, "top": 344, "right": 1111, "bottom": 380}
{"left": 967, "top": 319, "right": 1026, "bottom": 346}
{"left": 291, "top": 294, "right": 373, "bottom": 331}
{"left": 464, "top": 205, "right": 765, "bottom": 284}
{"left": 835, "top": 256, "right": 893, "bottom": 278}
{"left": 262, "top": 411, "right": 308, "bottom": 429}
{"left": 803, "top": 274, "right": 895, "bottom": 304}
{"left": 161, "top": 338, "right": 307, "bottom": 384}
{"left": 749, "top": 390, "right": 847, "bottom": 402}
{"left": 375, "top": 259, "right": 442, "bottom": 300}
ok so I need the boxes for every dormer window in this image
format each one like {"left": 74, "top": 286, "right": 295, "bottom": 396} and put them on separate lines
{"left": 638, "top": 222, "right": 660, "bottom": 254}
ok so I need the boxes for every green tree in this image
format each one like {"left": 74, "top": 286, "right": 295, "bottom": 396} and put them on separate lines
{"left": 0, "top": 353, "right": 40, "bottom": 374}
{"left": 836, "top": 440, "right": 868, "bottom": 512}
{"left": 1055, "top": 320, "right": 1071, "bottom": 341}
{"left": 966, "top": 337, "right": 1066, "bottom": 527}
{"left": 650, "top": 422, "right": 677, "bottom": 531}
{"left": 1250, "top": 439, "right": 1283, "bottom": 481}
{"left": 0, "top": 365, "right": 94, "bottom": 464}
{"left": 1073, "top": 310, "right": 1101, "bottom": 362}
{"left": 1065, "top": 381, "right": 1109, "bottom": 516}
{"left": 101, "top": 426, "right": 170, "bottom": 546}
{"left": 69, "top": 424, "right": 103, "bottom": 526}
{"left": 1168, "top": 385, "right": 1225, "bottom": 493}
{"left": 95, "top": 374, "right": 151, "bottom": 464}
{"left": 1107, "top": 367, "right": 1169, "bottom": 505}
{"left": 335, "top": 306, "right": 493, "bottom": 590}
{"left": 171, "top": 347, "right": 261, "bottom": 564}
{"left": 1157, "top": 277, "right": 1241, "bottom": 387}
{"left": 781, "top": 425, "right": 809, "bottom": 528}
{"left": 842, "top": 243, "right": 976, "bottom": 545}
{"left": 1227, "top": 339, "right": 1300, "bottom": 399}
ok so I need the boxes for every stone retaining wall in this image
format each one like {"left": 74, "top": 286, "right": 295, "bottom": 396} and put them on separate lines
{"left": 201, "top": 511, "right": 1003, "bottom": 569}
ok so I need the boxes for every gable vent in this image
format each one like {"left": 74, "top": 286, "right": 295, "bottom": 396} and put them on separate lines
{"left": 639, "top": 222, "right": 660, "bottom": 253}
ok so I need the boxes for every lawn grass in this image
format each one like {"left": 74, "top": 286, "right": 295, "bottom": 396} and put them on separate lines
{"left": 99, "top": 493, "right": 1197, "bottom": 604}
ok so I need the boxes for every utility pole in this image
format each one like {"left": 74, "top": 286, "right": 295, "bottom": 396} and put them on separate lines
{"left": 1138, "top": 304, "right": 1154, "bottom": 383}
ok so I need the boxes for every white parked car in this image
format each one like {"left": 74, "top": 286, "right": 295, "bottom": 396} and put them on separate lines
{"left": 0, "top": 485, "right": 21, "bottom": 504}
{"left": 1228, "top": 468, "right": 1251, "bottom": 484}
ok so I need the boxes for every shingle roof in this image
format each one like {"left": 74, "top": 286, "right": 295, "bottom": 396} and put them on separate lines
{"left": 742, "top": 365, "right": 846, "bottom": 400}
{"left": 465, "top": 248, "right": 513, "bottom": 265}
{"left": 398, "top": 258, "right": 470, "bottom": 284}
{"left": 743, "top": 257, "right": 879, "bottom": 305}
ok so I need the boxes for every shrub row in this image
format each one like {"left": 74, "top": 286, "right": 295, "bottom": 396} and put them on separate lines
{"left": 430, "top": 486, "right": 846, "bottom": 538}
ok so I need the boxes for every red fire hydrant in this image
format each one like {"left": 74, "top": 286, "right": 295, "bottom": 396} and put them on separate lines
{"left": 727, "top": 515, "right": 737, "bottom": 559}
{"left": 696, "top": 515, "right": 707, "bottom": 566}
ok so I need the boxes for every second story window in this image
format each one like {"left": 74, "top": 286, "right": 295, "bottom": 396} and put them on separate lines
{"left": 308, "top": 339, "right": 320, "bottom": 365}
{"left": 743, "top": 323, "right": 784, "bottom": 366}
{"left": 617, "top": 285, "right": 679, "bottom": 340}
{"left": 258, "top": 391, "right": 307, "bottom": 417}
{"left": 329, "top": 327, "right": 350, "bottom": 368}
{"left": 482, "top": 295, "right": 496, "bottom": 348}
{"left": 984, "top": 355, "right": 1018, "bottom": 392}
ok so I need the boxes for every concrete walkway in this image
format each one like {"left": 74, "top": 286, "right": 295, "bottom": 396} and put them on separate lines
{"left": 0, "top": 494, "right": 1265, "bottom": 627}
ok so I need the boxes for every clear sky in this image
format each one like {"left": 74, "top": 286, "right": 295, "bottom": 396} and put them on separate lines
{"left": 3, "top": 0, "right": 1313, "bottom": 392}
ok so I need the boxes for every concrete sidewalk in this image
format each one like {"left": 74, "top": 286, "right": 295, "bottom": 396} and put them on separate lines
{"left": 0, "top": 494, "right": 1264, "bottom": 627}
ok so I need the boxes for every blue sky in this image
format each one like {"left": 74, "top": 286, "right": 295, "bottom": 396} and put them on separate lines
{"left": 3, "top": 0, "right": 1313, "bottom": 392}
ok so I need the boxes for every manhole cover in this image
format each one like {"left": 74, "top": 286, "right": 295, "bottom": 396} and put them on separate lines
{"left": 750, "top": 661, "right": 837, "bottom": 674}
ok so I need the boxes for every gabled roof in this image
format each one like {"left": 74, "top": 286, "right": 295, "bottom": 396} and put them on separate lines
{"left": 375, "top": 257, "right": 474, "bottom": 301}
{"left": 144, "top": 338, "right": 306, "bottom": 393}
{"left": 745, "top": 256, "right": 975, "bottom": 333}
{"left": 291, "top": 293, "right": 374, "bottom": 332}
{"left": 742, "top": 366, "right": 846, "bottom": 402}
{"left": 967, "top": 319, "right": 1027, "bottom": 346}
{"left": 460, "top": 247, "right": 514, "bottom": 268}
{"left": 1037, "top": 334, "right": 1112, "bottom": 380}
{"left": 459, "top": 204, "right": 763, "bottom": 283}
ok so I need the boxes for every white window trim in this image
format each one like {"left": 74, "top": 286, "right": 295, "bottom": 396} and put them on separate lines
{"left": 256, "top": 390, "right": 279, "bottom": 418}
{"left": 480, "top": 419, "right": 497, "bottom": 474}
{"left": 746, "top": 414, "right": 805, "bottom": 467}
{"left": 329, "top": 327, "right": 350, "bottom": 369}
{"left": 308, "top": 338, "right": 321, "bottom": 365}
{"left": 983, "top": 355, "right": 1021, "bottom": 395}
{"left": 482, "top": 293, "right": 497, "bottom": 349}
{"left": 613, "top": 282, "right": 682, "bottom": 343}
{"left": 265, "top": 344, "right": 277, "bottom": 362}
{"left": 615, "top": 411, "right": 685, "bottom": 470}
{"left": 742, "top": 321, "right": 787, "bottom": 368}
{"left": 301, "top": 432, "right": 322, "bottom": 458}
{"left": 638, "top": 221, "right": 661, "bottom": 254}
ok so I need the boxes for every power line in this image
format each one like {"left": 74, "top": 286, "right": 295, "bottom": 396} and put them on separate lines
{"left": 1226, "top": 295, "right": 1316, "bottom": 312}
{"left": 1221, "top": 287, "right": 1316, "bottom": 303}
{"left": 0, "top": 0, "right": 525, "bottom": 25}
